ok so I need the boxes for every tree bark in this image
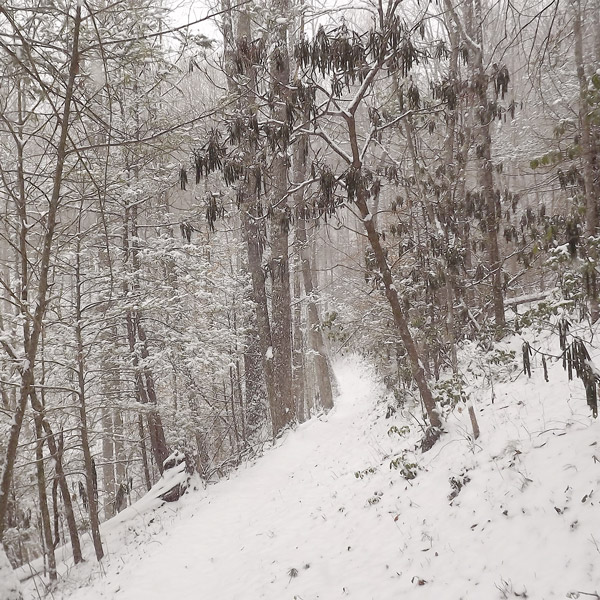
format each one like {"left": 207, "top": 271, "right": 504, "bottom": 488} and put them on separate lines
{"left": 268, "top": 0, "right": 296, "bottom": 435}
{"left": 138, "top": 415, "right": 152, "bottom": 491}
{"left": 297, "top": 216, "right": 335, "bottom": 413}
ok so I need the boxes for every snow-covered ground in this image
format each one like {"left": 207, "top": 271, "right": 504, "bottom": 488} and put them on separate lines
{"left": 20, "top": 326, "right": 600, "bottom": 599}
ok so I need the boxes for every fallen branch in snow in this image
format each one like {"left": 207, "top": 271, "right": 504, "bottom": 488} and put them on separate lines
{"left": 505, "top": 290, "right": 553, "bottom": 308}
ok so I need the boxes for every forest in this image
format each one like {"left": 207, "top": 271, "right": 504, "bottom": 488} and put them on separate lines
{"left": 0, "top": 0, "right": 599, "bottom": 595}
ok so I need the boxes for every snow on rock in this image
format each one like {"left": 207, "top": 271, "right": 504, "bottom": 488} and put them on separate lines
{"left": 1, "top": 547, "right": 23, "bottom": 600}
{"left": 24, "top": 336, "right": 600, "bottom": 600}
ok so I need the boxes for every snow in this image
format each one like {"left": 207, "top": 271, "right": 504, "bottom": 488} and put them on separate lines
{"left": 1, "top": 547, "right": 22, "bottom": 600}
{"left": 19, "top": 331, "right": 600, "bottom": 600}
{"left": 15, "top": 459, "right": 190, "bottom": 585}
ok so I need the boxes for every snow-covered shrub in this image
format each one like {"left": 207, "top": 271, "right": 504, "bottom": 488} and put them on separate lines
{"left": 390, "top": 451, "right": 418, "bottom": 480}
{"left": 433, "top": 373, "right": 469, "bottom": 416}
{"left": 515, "top": 299, "right": 562, "bottom": 330}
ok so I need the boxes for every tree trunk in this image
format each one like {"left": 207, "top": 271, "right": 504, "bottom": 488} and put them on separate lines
{"left": 113, "top": 406, "right": 127, "bottom": 511}
{"left": 444, "top": 23, "right": 460, "bottom": 372}
{"left": 241, "top": 307, "right": 266, "bottom": 432}
{"left": 472, "top": 0, "right": 505, "bottom": 332}
{"left": 345, "top": 109, "right": 441, "bottom": 433}
{"left": 444, "top": 0, "right": 505, "bottom": 332}
{"left": 136, "top": 316, "right": 169, "bottom": 471}
{"left": 268, "top": 199, "right": 295, "bottom": 434}
{"left": 102, "top": 407, "right": 115, "bottom": 520}
{"left": 268, "top": 0, "right": 295, "bottom": 435}
{"left": 355, "top": 188, "right": 442, "bottom": 432}
{"left": 574, "top": 0, "right": 599, "bottom": 322}
{"left": 122, "top": 199, "right": 169, "bottom": 475}
{"left": 75, "top": 236, "right": 104, "bottom": 561}
{"left": 33, "top": 412, "right": 57, "bottom": 580}
{"left": 294, "top": 110, "right": 336, "bottom": 413}
{"left": 297, "top": 217, "right": 336, "bottom": 413}
{"left": 225, "top": 5, "right": 279, "bottom": 435}
{"left": 292, "top": 266, "right": 306, "bottom": 422}
{"left": 138, "top": 415, "right": 152, "bottom": 491}
{"left": 241, "top": 206, "right": 278, "bottom": 416}
{"left": 29, "top": 390, "right": 82, "bottom": 563}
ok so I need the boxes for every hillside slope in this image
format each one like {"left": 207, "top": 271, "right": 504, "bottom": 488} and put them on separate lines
{"left": 24, "top": 332, "right": 600, "bottom": 600}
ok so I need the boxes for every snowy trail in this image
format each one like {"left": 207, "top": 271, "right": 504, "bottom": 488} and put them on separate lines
{"left": 66, "top": 358, "right": 399, "bottom": 600}
{"left": 36, "top": 345, "right": 600, "bottom": 600}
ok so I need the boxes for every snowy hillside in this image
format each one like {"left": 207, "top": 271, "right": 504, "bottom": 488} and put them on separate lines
{"left": 22, "top": 328, "right": 600, "bottom": 600}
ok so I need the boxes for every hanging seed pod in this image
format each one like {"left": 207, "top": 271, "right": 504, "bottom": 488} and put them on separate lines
{"left": 194, "top": 152, "right": 204, "bottom": 183}
{"left": 407, "top": 82, "right": 420, "bottom": 108}
{"left": 577, "top": 340, "right": 590, "bottom": 379}
{"left": 79, "top": 481, "right": 88, "bottom": 510}
{"left": 542, "top": 356, "right": 548, "bottom": 382}
{"left": 494, "top": 64, "right": 510, "bottom": 99}
{"left": 522, "top": 342, "right": 532, "bottom": 377}
{"left": 563, "top": 339, "right": 600, "bottom": 418}
{"left": 573, "top": 342, "right": 582, "bottom": 379}
{"left": 345, "top": 167, "right": 362, "bottom": 203}
{"left": 319, "top": 166, "right": 337, "bottom": 210}
{"left": 559, "top": 320, "right": 568, "bottom": 351}
{"left": 206, "top": 129, "right": 224, "bottom": 172}
{"left": 586, "top": 381, "right": 598, "bottom": 418}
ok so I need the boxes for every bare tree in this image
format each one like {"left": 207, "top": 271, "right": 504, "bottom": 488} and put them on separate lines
{"left": 0, "top": 3, "right": 83, "bottom": 537}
